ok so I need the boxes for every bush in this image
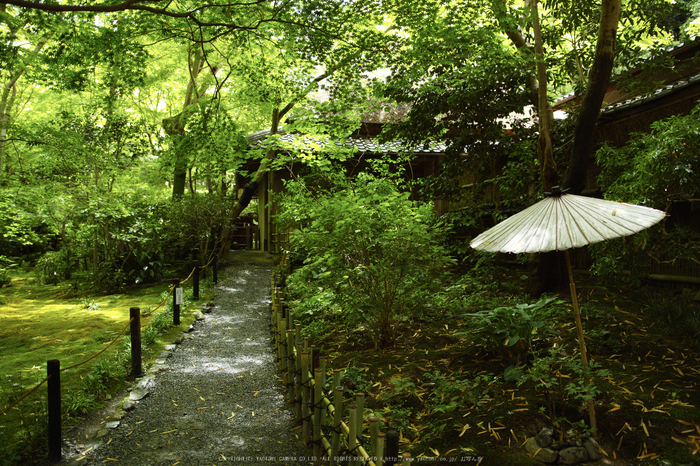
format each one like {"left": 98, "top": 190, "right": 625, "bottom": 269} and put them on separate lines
{"left": 280, "top": 174, "right": 454, "bottom": 347}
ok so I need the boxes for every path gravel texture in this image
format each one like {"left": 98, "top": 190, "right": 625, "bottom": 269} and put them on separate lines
{"left": 80, "top": 252, "right": 310, "bottom": 466}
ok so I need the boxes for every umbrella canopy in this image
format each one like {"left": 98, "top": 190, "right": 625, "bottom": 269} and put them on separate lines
{"left": 470, "top": 192, "right": 666, "bottom": 254}
{"left": 469, "top": 188, "right": 666, "bottom": 434}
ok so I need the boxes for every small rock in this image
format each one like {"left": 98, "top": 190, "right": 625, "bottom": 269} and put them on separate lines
{"left": 551, "top": 440, "right": 568, "bottom": 450}
{"left": 95, "top": 428, "right": 109, "bottom": 439}
{"left": 187, "top": 325, "right": 195, "bottom": 333}
{"left": 155, "top": 358, "right": 167, "bottom": 365}
{"left": 136, "top": 375, "right": 156, "bottom": 390}
{"left": 149, "top": 364, "right": 168, "bottom": 374}
{"left": 558, "top": 447, "right": 588, "bottom": 465}
{"left": 159, "top": 351, "right": 171, "bottom": 358}
{"left": 122, "top": 400, "right": 137, "bottom": 411}
{"left": 193, "top": 310, "right": 204, "bottom": 320}
{"left": 583, "top": 438, "right": 600, "bottom": 461}
{"left": 535, "top": 429, "right": 554, "bottom": 448}
{"left": 520, "top": 274, "right": 529, "bottom": 281}
{"left": 164, "top": 344, "right": 177, "bottom": 351}
{"left": 525, "top": 437, "right": 558, "bottom": 463}
{"left": 567, "top": 437, "right": 583, "bottom": 447}
{"left": 105, "top": 393, "right": 112, "bottom": 401}
{"left": 109, "top": 409, "right": 127, "bottom": 421}
{"left": 105, "top": 421, "right": 120, "bottom": 429}
{"left": 129, "top": 388, "right": 149, "bottom": 401}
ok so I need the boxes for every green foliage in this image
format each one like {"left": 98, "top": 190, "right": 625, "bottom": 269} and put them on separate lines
{"left": 593, "top": 103, "right": 700, "bottom": 284}
{"left": 458, "top": 297, "right": 564, "bottom": 362}
{"left": 518, "top": 345, "right": 612, "bottom": 433}
{"left": 81, "top": 298, "right": 102, "bottom": 312}
{"left": 641, "top": 291, "right": 700, "bottom": 338}
{"left": 281, "top": 173, "right": 453, "bottom": 347}
{"left": 0, "top": 372, "right": 48, "bottom": 464}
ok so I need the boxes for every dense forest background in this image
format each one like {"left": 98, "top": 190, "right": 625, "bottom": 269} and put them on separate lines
{"left": 0, "top": 0, "right": 698, "bottom": 294}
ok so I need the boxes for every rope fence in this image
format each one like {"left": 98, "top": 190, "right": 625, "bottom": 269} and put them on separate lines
{"left": 1, "top": 251, "right": 218, "bottom": 461}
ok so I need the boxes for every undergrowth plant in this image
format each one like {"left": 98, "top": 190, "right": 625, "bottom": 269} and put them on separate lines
{"left": 517, "top": 345, "right": 611, "bottom": 435}
{"left": 458, "top": 296, "right": 564, "bottom": 365}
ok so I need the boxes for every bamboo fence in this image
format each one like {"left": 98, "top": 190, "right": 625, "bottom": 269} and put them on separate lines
{"left": 270, "top": 255, "right": 409, "bottom": 466}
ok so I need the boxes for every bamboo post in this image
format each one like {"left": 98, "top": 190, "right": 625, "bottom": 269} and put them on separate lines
{"left": 279, "top": 319, "right": 288, "bottom": 373}
{"left": 213, "top": 254, "right": 218, "bottom": 284}
{"left": 286, "top": 329, "right": 295, "bottom": 403}
{"left": 369, "top": 416, "right": 379, "bottom": 457}
{"left": 348, "top": 404, "right": 358, "bottom": 466}
{"left": 333, "top": 368, "right": 343, "bottom": 388}
{"left": 319, "top": 357, "right": 328, "bottom": 429}
{"left": 355, "top": 393, "right": 365, "bottom": 440}
{"left": 47, "top": 359, "right": 61, "bottom": 462}
{"left": 330, "top": 387, "right": 343, "bottom": 466}
{"left": 313, "top": 367, "right": 323, "bottom": 465}
{"left": 376, "top": 432, "right": 385, "bottom": 466}
{"left": 301, "top": 351, "right": 310, "bottom": 444}
{"left": 295, "top": 324, "right": 302, "bottom": 421}
{"left": 130, "top": 307, "right": 142, "bottom": 376}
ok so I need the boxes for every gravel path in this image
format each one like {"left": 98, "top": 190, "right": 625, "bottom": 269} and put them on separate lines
{"left": 81, "top": 254, "right": 310, "bottom": 465}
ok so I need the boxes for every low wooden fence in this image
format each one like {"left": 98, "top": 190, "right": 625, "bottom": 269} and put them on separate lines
{"left": 270, "top": 257, "right": 411, "bottom": 466}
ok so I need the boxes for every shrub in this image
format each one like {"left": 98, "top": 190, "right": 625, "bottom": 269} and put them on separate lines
{"left": 280, "top": 174, "right": 454, "bottom": 347}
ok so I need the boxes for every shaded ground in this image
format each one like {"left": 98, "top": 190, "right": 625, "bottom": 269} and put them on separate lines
{"left": 61, "top": 251, "right": 310, "bottom": 466}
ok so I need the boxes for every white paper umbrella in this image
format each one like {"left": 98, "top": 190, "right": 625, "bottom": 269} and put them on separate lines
{"left": 470, "top": 188, "right": 666, "bottom": 433}
{"left": 470, "top": 192, "right": 666, "bottom": 254}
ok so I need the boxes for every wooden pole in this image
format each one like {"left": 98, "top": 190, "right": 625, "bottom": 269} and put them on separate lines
{"left": 130, "top": 307, "right": 142, "bottom": 376}
{"left": 173, "top": 279, "right": 181, "bottom": 325}
{"left": 212, "top": 255, "right": 218, "bottom": 284}
{"left": 385, "top": 429, "right": 399, "bottom": 466}
{"left": 47, "top": 359, "right": 61, "bottom": 462}
{"left": 565, "top": 250, "right": 597, "bottom": 434}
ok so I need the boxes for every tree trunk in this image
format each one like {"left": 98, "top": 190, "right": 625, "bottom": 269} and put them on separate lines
{"left": 531, "top": 0, "right": 558, "bottom": 191}
{"left": 165, "top": 47, "right": 212, "bottom": 200}
{"left": 0, "top": 28, "right": 51, "bottom": 183}
{"left": 561, "top": 0, "right": 621, "bottom": 194}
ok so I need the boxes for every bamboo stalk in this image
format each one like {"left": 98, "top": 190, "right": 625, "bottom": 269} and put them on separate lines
{"left": 313, "top": 367, "right": 322, "bottom": 464}
{"left": 286, "top": 329, "right": 295, "bottom": 403}
{"left": 330, "top": 387, "right": 343, "bottom": 466}
{"left": 369, "top": 416, "right": 379, "bottom": 457}
{"left": 349, "top": 404, "right": 358, "bottom": 466}
{"left": 356, "top": 393, "right": 365, "bottom": 440}
{"left": 376, "top": 432, "right": 385, "bottom": 466}
{"left": 279, "top": 319, "right": 287, "bottom": 373}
